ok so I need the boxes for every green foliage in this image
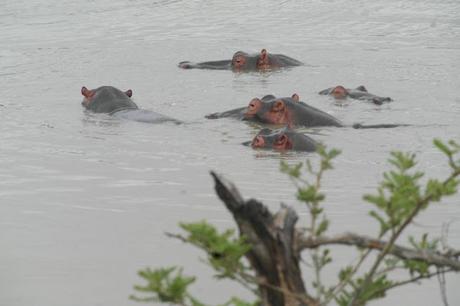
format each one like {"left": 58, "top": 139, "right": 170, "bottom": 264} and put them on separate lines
{"left": 132, "top": 139, "right": 460, "bottom": 306}
{"left": 179, "top": 221, "right": 251, "bottom": 278}
{"left": 280, "top": 144, "right": 341, "bottom": 230}
{"left": 222, "top": 297, "right": 259, "bottom": 306}
{"left": 131, "top": 222, "right": 255, "bottom": 306}
{"left": 131, "top": 267, "right": 200, "bottom": 305}
{"left": 281, "top": 145, "right": 341, "bottom": 301}
{"left": 365, "top": 140, "right": 459, "bottom": 238}
{"left": 316, "top": 218, "right": 329, "bottom": 236}
{"left": 364, "top": 151, "right": 424, "bottom": 236}
{"left": 343, "top": 139, "right": 460, "bottom": 305}
{"left": 297, "top": 185, "right": 325, "bottom": 206}
{"left": 336, "top": 274, "right": 393, "bottom": 306}
{"left": 280, "top": 161, "right": 302, "bottom": 178}
{"left": 404, "top": 233, "right": 440, "bottom": 276}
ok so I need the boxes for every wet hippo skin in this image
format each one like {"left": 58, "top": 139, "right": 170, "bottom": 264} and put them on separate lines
{"left": 81, "top": 86, "right": 180, "bottom": 124}
{"left": 207, "top": 94, "right": 342, "bottom": 128}
{"left": 178, "top": 49, "right": 303, "bottom": 71}
{"left": 243, "top": 127, "right": 318, "bottom": 152}
{"left": 319, "top": 85, "right": 392, "bottom": 105}
{"left": 207, "top": 93, "right": 406, "bottom": 129}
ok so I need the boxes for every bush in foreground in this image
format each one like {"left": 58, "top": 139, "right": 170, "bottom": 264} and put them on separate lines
{"left": 131, "top": 139, "right": 460, "bottom": 306}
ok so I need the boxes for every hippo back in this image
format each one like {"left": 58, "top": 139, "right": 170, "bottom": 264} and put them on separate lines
{"left": 285, "top": 130, "right": 318, "bottom": 151}
{"left": 286, "top": 98, "right": 343, "bottom": 127}
{"left": 113, "top": 109, "right": 181, "bottom": 124}
{"left": 270, "top": 54, "right": 303, "bottom": 67}
{"left": 89, "top": 86, "right": 138, "bottom": 114}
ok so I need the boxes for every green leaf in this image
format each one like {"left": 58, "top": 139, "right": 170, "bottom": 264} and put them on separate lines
{"left": 280, "top": 161, "right": 302, "bottom": 178}
{"left": 221, "top": 297, "right": 259, "bottom": 306}
{"left": 131, "top": 267, "right": 196, "bottom": 304}
{"left": 368, "top": 210, "right": 389, "bottom": 236}
{"left": 179, "top": 221, "right": 251, "bottom": 278}
{"left": 316, "top": 218, "right": 329, "bottom": 236}
{"left": 297, "top": 186, "right": 325, "bottom": 204}
{"left": 434, "top": 138, "right": 453, "bottom": 157}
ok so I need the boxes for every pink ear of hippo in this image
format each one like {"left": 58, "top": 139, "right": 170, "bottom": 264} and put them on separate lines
{"left": 125, "top": 89, "right": 133, "bottom": 97}
{"left": 291, "top": 93, "right": 300, "bottom": 102}
{"left": 81, "top": 86, "right": 94, "bottom": 98}
{"left": 260, "top": 48, "right": 268, "bottom": 60}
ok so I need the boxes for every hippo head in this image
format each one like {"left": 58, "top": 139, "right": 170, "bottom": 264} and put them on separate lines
{"left": 330, "top": 86, "right": 348, "bottom": 99}
{"left": 251, "top": 128, "right": 293, "bottom": 151}
{"left": 232, "top": 49, "right": 276, "bottom": 71}
{"left": 244, "top": 94, "right": 300, "bottom": 127}
{"left": 231, "top": 51, "right": 249, "bottom": 70}
{"left": 81, "top": 86, "right": 135, "bottom": 113}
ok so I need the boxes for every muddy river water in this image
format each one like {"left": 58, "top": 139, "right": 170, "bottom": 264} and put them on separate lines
{"left": 1, "top": 0, "right": 459, "bottom": 305}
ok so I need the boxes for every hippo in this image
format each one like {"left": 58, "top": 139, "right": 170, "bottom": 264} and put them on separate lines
{"left": 206, "top": 94, "right": 406, "bottom": 129}
{"left": 319, "top": 85, "right": 392, "bottom": 105}
{"left": 178, "top": 49, "right": 303, "bottom": 71}
{"left": 80, "top": 86, "right": 180, "bottom": 124}
{"left": 207, "top": 94, "right": 342, "bottom": 128}
{"left": 243, "top": 127, "right": 318, "bottom": 152}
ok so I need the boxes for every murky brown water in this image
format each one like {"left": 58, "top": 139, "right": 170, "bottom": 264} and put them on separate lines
{"left": 1, "top": 0, "right": 459, "bottom": 305}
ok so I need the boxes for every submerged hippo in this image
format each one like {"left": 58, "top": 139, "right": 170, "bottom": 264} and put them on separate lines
{"left": 319, "top": 85, "right": 392, "bottom": 105}
{"left": 178, "top": 49, "right": 303, "bottom": 71}
{"left": 81, "top": 86, "right": 180, "bottom": 124}
{"left": 243, "top": 127, "right": 318, "bottom": 152}
{"left": 206, "top": 94, "right": 342, "bottom": 127}
{"left": 206, "top": 94, "right": 405, "bottom": 129}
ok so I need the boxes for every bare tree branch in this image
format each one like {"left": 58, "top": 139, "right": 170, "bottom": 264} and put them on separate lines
{"left": 297, "top": 232, "right": 460, "bottom": 271}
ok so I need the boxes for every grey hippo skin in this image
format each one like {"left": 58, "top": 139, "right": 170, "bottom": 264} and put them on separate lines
{"left": 81, "top": 86, "right": 180, "bottom": 124}
{"left": 206, "top": 93, "right": 406, "bottom": 129}
{"left": 178, "top": 49, "right": 303, "bottom": 71}
{"left": 243, "top": 127, "right": 318, "bottom": 152}
{"left": 207, "top": 94, "right": 342, "bottom": 128}
{"left": 319, "top": 85, "right": 392, "bottom": 105}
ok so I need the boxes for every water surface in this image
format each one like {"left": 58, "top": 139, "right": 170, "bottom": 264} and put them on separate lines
{"left": 1, "top": 0, "right": 459, "bottom": 305}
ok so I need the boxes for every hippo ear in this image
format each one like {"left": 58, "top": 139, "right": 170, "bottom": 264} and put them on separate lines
{"left": 291, "top": 93, "right": 300, "bottom": 102}
{"left": 125, "top": 89, "right": 133, "bottom": 97}
{"left": 276, "top": 134, "right": 288, "bottom": 145}
{"left": 275, "top": 133, "right": 293, "bottom": 150}
{"left": 260, "top": 49, "right": 268, "bottom": 60}
{"left": 273, "top": 100, "right": 285, "bottom": 112}
{"left": 81, "top": 86, "right": 94, "bottom": 98}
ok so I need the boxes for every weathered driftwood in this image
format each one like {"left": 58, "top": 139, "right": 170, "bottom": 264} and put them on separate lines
{"left": 210, "top": 171, "right": 460, "bottom": 306}
{"left": 211, "top": 171, "right": 317, "bottom": 306}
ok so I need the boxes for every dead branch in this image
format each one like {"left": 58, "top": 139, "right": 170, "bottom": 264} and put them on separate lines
{"left": 297, "top": 233, "right": 460, "bottom": 271}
